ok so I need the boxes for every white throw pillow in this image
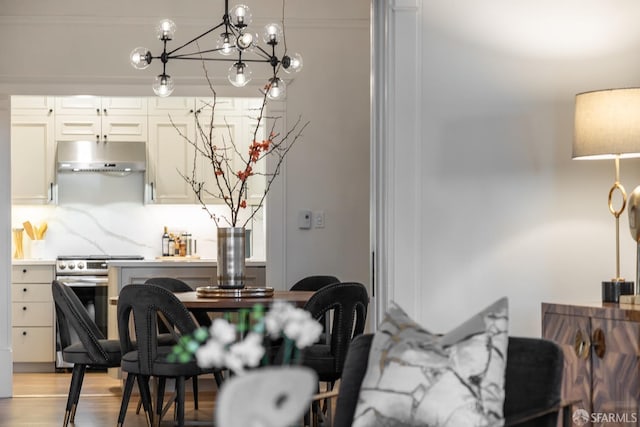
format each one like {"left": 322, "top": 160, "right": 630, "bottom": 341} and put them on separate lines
{"left": 352, "top": 298, "right": 509, "bottom": 427}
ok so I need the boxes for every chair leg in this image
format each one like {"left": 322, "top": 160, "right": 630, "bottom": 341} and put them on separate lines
{"left": 192, "top": 376, "right": 199, "bottom": 410}
{"left": 117, "top": 373, "right": 136, "bottom": 427}
{"left": 155, "top": 377, "right": 166, "bottom": 427}
{"left": 137, "top": 375, "right": 154, "bottom": 427}
{"left": 176, "top": 376, "right": 186, "bottom": 427}
{"left": 214, "top": 369, "right": 224, "bottom": 387}
{"left": 63, "top": 363, "right": 87, "bottom": 426}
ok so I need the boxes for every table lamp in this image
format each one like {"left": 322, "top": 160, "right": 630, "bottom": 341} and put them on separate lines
{"left": 573, "top": 88, "right": 640, "bottom": 302}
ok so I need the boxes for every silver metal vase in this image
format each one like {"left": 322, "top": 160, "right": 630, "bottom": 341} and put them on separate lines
{"left": 217, "top": 227, "right": 246, "bottom": 288}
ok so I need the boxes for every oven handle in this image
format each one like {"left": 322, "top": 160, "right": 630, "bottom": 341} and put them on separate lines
{"left": 56, "top": 276, "right": 108, "bottom": 287}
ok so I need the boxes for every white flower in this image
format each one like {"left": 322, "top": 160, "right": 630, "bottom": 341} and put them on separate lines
{"left": 209, "top": 318, "right": 237, "bottom": 345}
{"left": 225, "top": 332, "right": 265, "bottom": 374}
{"left": 265, "top": 300, "right": 323, "bottom": 349}
{"left": 289, "top": 317, "right": 323, "bottom": 349}
{"left": 264, "top": 300, "right": 295, "bottom": 339}
{"left": 195, "top": 339, "right": 226, "bottom": 369}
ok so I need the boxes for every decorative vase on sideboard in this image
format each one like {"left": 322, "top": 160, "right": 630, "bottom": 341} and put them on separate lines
{"left": 217, "top": 227, "right": 246, "bottom": 289}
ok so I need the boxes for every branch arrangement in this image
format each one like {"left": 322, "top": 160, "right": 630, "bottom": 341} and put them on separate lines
{"left": 174, "top": 78, "right": 309, "bottom": 228}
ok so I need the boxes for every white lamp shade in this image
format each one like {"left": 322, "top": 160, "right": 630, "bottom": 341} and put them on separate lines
{"left": 573, "top": 88, "right": 640, "bottom": 160}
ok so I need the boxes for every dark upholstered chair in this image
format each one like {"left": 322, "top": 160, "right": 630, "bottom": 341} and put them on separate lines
{"left": 301, "top": 282, "right": 368, "bottom": 384}
{"left": 300, "top": 282, "right": 368, "bottom": 424}
{"left": 333, "top": 334, "right": 567, "bottom": 427}
{"left": 117, "top": 284, "right": 217, "bottom": 427}
{"left": 143, "top": 277, "right": 215, "bottom": 410}
{"left": 290, "top": 275, "right": 340, "bottom": 292}
{"left": 52, "top": 280, "right": 122, "bottom": 427}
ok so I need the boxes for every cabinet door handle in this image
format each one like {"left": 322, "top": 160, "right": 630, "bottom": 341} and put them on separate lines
{"left": 150, "top": 182, "right": 155, "bottom": 201}
{"left": 592, "top": 328, "right": 606, "bottom": 359}
{"left": 22, "top": 288, "right": 27, "bottom": 292}
{"left": 574, "top": 329, "right": 590, "bottom": 359}
{"left": 22, "top": 269, "right": 27, "bottom": 274}
{"left": 96, "top": 134, "right": 100, "bottom": 141}
{"left": 22, "top": 331, "right": 27, "bottom": 336}
{"left": 96, "top": 108, "right": 100, "bottom": 115}
{"left": 22, "top": 306, "right": 27, "bottom": 311}
{"left": 49, "top": 182, "right": 54, "bottom": 203}
{"left": 48, "top": 108, "right": 53, "bottom": 114}
{"left": 103, "top": 108, "right": 107, "bottom": 114}
{"left": 103, "top": 135, "right": 107, "bottom": 142}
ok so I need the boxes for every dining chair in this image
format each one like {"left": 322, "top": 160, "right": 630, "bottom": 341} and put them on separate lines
{"left": 289, "top": 275, "right": 340, "bottom": 292}
{"left": 117, "top": 284, "right": 218, "bottom": 427}
{"left": 51, "top": 280, "right": 123, "bottom": 427}
{"left": 300, "top": 281, "right": 369, "bottom": 425}
{"left": 143, "top": 277, "right": 220, "bottom": 410}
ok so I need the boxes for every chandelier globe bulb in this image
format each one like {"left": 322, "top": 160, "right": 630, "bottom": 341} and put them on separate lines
{"left": 130, "top": 47, "right": 152, "bottom": 69}
{"left": 152, "top": 74, "right": 175, "bottom": 97}
{"left": 282, "top": 52, "right": 303, "bottom": 74}
{"left": 228, "top": 63, "right": 252, "bottom": 87}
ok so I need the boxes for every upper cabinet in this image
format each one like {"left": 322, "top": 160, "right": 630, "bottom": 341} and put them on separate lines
{"left": 10, "top": 95, "right": 266, "bottom": 206}
{"left": 11, "top": 96, "right": 56, "bottom": 204}
{"left": 147, "top": 96, "right": 265, "bottom": 205}
{"left": 55, "top": 96, "right": 147, "bottom": 143}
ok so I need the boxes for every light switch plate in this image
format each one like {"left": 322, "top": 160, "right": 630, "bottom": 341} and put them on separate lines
{"left": 314, "top": 211, "right": 325, "bottom": 228}
{"left": 298, "top": 210, "right": 312, "bottom": 229}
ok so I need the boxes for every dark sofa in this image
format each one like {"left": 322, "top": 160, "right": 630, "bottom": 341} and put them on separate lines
{"left": 333, "top": 334, "right": 568, "bottom": 427}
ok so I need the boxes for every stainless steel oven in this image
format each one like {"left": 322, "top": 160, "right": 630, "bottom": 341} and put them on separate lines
{"left": 55, "top": 255, "right": 143, "bottom": 368}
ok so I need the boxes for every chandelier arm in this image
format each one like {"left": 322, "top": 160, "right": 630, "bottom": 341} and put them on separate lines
{"left": 166, "top": 56, "right": 271, "bottom": 63}
{"left": 167, "top": 22, "right": 226, "bottom": 56}
{"left": 253, "top": 45, "right": 274, "bottom": 59}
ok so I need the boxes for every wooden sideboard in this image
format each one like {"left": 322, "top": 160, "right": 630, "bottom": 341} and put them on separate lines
{"left": 542, "top": 302, "right": 640, "bottom": 424}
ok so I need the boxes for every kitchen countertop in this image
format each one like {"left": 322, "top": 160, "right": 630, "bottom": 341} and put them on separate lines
{"left": 12, "top": 259, "right": 56, "bottom": 266}
{"left": 107, "top": 258, "right": 266, "bottom": 268}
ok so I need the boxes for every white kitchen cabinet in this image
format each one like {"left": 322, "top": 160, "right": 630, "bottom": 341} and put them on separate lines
{"left": 147, "top": 96, "right": 265, "bottom": 205}
{"left": 11, "top": 96, "right": 56, "bottom": 204}
{"left": 12, "top": 263, "right": 56, "bottom": 372}
{"left": 148, "top": 110, "right": 197, "bottom": 203}
{"left": 55, "top": 96, "right": 147, "bottom": 142}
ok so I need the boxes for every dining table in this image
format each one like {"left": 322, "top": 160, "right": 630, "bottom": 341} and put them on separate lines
{"left": 109, "top": 288, "right": 315, "bottom": 311}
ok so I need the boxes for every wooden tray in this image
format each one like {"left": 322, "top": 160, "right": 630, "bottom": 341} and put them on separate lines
{"left": 196, "top": 286, "right": 274, "bottom": 298}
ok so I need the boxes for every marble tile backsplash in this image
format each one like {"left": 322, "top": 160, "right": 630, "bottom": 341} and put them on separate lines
{"left": 11, "top": 173, "right": 265, "bottom": 260}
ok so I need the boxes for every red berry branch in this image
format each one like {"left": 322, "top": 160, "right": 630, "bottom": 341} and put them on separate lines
{"left": 172, "top": 72, "right": 308, "bottom": 228}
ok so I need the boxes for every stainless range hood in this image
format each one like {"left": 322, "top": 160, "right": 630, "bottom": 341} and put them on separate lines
{"left": 57, "top": 140, "right": 146, "bottom": 172}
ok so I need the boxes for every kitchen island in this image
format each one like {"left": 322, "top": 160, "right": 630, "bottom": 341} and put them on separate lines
{"left": 106, "top": 258, "right": 266, "bottom": 347}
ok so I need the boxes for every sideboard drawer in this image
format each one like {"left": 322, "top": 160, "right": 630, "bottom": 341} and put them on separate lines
{"left": 11, "top": 284, "right": 52, "bottom": 302}
{"left": 12, "top": 302, "right": 53, "bottom": 326}
{"left": 12, "top": 265, "right": 54, "bottom": 283}
{"left": 12, "top": 327, "right": 54, "bottom": 362}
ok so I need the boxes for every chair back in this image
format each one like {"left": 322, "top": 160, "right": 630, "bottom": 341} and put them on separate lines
{"left": 117, "top": 284, "right": 199, "bottom": 375}
{"left": 290, "top": 275, "right": 340, "bottom": 292}
{"left": 51, "top": 280, "right": 112, "bottom": 364}
{"left": 303, "top": 282, "right": 368, "bottom": 375}
{"left": 144, "top": 277, "right": 212, "bottom": 327}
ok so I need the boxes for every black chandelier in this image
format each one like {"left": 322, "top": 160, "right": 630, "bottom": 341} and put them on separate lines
{"left": 130, "top": 1, "right": 303, "bottom": 98}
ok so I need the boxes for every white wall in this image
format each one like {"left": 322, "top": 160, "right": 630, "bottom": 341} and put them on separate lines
{"left": 0, "top": 0, "right": 370, "bottom": 397}
{"left": 377, "top": 0, "right": 640, "bottom": 337}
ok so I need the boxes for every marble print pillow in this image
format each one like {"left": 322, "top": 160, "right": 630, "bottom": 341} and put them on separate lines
{"left": 352, "top": 298, "right": 509, "bottom": 427}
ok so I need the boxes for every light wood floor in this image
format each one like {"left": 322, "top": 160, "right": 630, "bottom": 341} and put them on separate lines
{"left": 1, "top": 371, "right": 217, "bottom": 426}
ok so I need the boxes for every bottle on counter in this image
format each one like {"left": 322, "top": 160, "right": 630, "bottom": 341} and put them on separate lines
{"left": 162, "top": 226, "right": 170, "bottom": 256}
{"left": 179, "top": 232, "right": 187, "bottom": 257}
{"left": 168, "top": 235, "right": 176, "bottom": 257}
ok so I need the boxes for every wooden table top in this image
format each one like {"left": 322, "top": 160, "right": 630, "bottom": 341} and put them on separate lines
{"left": 110, "top": 289, "right": 314, "bottom": 310}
